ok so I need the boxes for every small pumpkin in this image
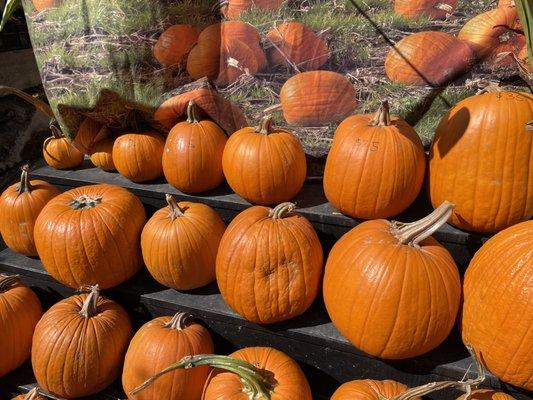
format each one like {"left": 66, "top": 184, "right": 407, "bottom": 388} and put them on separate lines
{"left": 462, "top": 220, "right": 532, "bottom": 391}
{"left": 32, "top": 0, "right": 62, "bottom": 12}
{"left": 0, "top": 165, "right": 60, "bottom": 256}
{"left": 221, "top": 0, "right": 284, "bottom": 18}
{"left": 279, "top": 71, "right": 357, "bottom": 126}
{"left": 457, "top": 390, "right": 516, "bottom": 400}
{"left": 43, "top": 124, "right": 84, "bottom": 170}
{"left": 216, "top": 202, "right": 323, "bottom": 324}
{"left": 32, "top": 286, "right": 132, "bottom": 398}
{"left": 34, "top": 184, "right": 146, "bottom": 289}
{"left": 73, "top": 117, "right": 109, "bottom": 154}
{"left": 112, "top": 131, "right": 165, "bottom": 182}
{"left": 394, "top": 0, "right": 458, "bottom": 19}
{"left": 162, "top": 101, "right": 228, "bottom": 193}
{"left": 131, "top": 347, "right": 312, "bottom": 400}
{"left": 323, "top": 202, "right": 461, "bottom": 359}
{"left": 385, "top": 31, "right": 473, "bottom": 86}
{"left": 332, "top": 379, "right": 420, "bottom": 400}
{"left": 89, "top": 138, "right": 116, "bottom": 171}
{"left": 323, "top": 101, "right": 425, "bottom": 219}
{"left": 222, "top": 116, "right": 307, "bottom": 205}
{"left": 266, "top": 21, "right": 329, "bottom": 70}
{"left": 141, "top": 194, "right": 226, "bottom": 290}
{"left": 122, "top": 312, "right": 214, "bottom": 400}
{"left": 11, "top": 387, "right": 47, "bottom": 400}
{"left": 154, "top": 25, "right": 201, "bottom": 67}
{"left": 0, "top": 274, "right": 42, "bottom": 378}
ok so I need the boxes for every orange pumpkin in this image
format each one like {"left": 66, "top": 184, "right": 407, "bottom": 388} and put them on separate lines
{"left": 154, "top": 25, "right": 200, "bottom": 67}
{"left": 385, "top": 31, "right": 473, "bottom": 86}
{"left": 112, "top": 131, "right": 165, "bottom": 182}
{"left": 216, "top": 202, "right": 323, "bottom": 324}
{"left": 32, "top": 0, "right": 62, "bottom": 12}
{"left": 141, "top": 194, "right": 226, "bottom": 290}
{"left": 11, "top": 387, "right": 47, "bottom": 400}
{"left": 332, "top": 379, "right": 420, "bottom": 400}
{"left": 221, "top": 0, "right": 284, "bottom": 18}
{"left": 122, "top": 312, "right": 214, "bottom": 400}
{"left": 323, "top": 101, "right": 425, "bottom": 219}
{"left": 429, "top": 91, "right": 533, "bottom": 233}
{"left": 498, "top": 0, "right": 515, "bottom": 6}
{"left": 222, "top": 116, "right": 306, "bottom": 205}
{"left": 162, "top": 101, "right": 227, "bottom": 193}
{"left": 394, "top": 0, "right": 458, "bottom": 19}
{"left": 73, "top": 117, "right": 109, "bottom": 154}
{"left": 267, "top": 21, "right": 329, "bottom": 70}
{"left": 485, "top": 32, "right": 526, "bottom": 67}
{"left": 457, "top": 390, "right": 516, "bottom": 400}
{"left": 0, "top": 165, "right": 60, "bottom": 256}
{"left": 32, "top": 286, "right": 132, "bottom": 398}
{"left": 279, "top": 71, "right": 357, "bottom": 126}
{"left": 34, "top": 184, "right": 146, "bottom": 289}
{"left": 89, "top": 138, "right": 116, "bottom": 171}
{"left": 462, "top": 220, "right": 532, "bottom": 390}
{"left": 323, "top": 202, "right": 461, "bottom": 359}
{"left": 43, "top": 124, "right": 84, "bottom": 170}
{"left": 131, "top": 347, "right": 312, "bottom": 400}
{"left": 0, "top": 274, "right": 42, "bottom": 378}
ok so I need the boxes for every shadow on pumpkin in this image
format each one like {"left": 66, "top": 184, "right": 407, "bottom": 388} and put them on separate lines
{"left": 430, "top": 107, "right": 471, "bottom": 159}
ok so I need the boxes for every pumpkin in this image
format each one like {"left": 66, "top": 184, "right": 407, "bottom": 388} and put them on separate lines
{"left": 34, "top": 184, "right": 146, "bottom": 289}
{"left": 428, "top": 91, "right": 533, "bottom": 233}
{"left": 0, "top": 274, "right": 42, "bottom": 378}
{"left": 266, "top": 21, "right": 329, "bottom": 70}
{"left": 332, "top": 379, "right": 420, "bottom": 400}
{"left": 11, "top": 387, "right": 47, "bottom": 400}
{"left": 222, "top": 116, "right": 307, "bottom": 205}
{"left": 43, "top": 124, "right": 84, "bottom": 170}
{"left": 323, "top": 202, "right": 461, "bottom": 359}
{"left": 162, "top": 101, "right": 227, "bottom": 193}
{"left": 394, "top": 0, "right": 457, "bottom": 19}
{"left": 32, "top": 0, "right": 62, "bottom": 12}
{"left": 154, "top": 25, "right": 201, "bottom": 67}
{"left": 323, "top": 101, "right": 425, "bottom": 219}
{"left": 141, "top": 194, "right": 226, "bottom": 290}
{"left": 32, "top": 286, "right": 132, "bottom": 398}
{"left": 462, "top": 220, "right": 532, "bottom": 390}
{"left": 131, "top": 347, "right": 312, "bottom": 400}
{"left": 122, "top": 312, "right": 214, "bottom": 399}
{"left": 89, "top": 138, "right": 116, "bottom": 171}
{"left": 216, "top": 202, "right": 323, "bottom": 324}
{"left": 112, "top": 131, "right": 165, "bottom": 182}
{"left": 385, "top": 31, "right": 473, "bottom": 86}
{"left": 485, "top": 32, "right": 526, "bottom": 67}
{"left": 498, "top": 0, "right": 515, "bottom": 6}
{"left": 0, "top": 165, "right": 60, "bottom": 256}
{"left": 279, "top": 70, "right": 357, "bottom": 126}
{"left": 457, "top": 390, "right": 516, "bottom": 400}
{"left": 221, "top": 0, "right": 284, "bottom": 18}
{"left": 73, "top": 117, "right": 109, "bottom": 154}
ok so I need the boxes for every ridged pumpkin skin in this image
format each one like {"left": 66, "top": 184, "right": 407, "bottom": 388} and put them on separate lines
{"left": 457, "top": 390, "right": 516, "bottom": 400}
{"left": 32, "top": 0, "right": 62, "bottom": 12}
{"left": 216, "top": 203, "right": 323, "bottom": 324}
{"left": 0, "top": 275, "right": 42, "bottom": 378}
{"left": 112, "top": 131, "right": 165, "bottom": 182}
{"left": 122, "top": 313, "right": 214, "bottom": 400}
{"left": 462, "top": 220, "right": 532, "bottom": 390}
{"left": 222, "top": 117, "right": 307, "bottom": 205}
{"left": 280, "top": 71, "right": 357, "bottom": 126}
{"left": 90, "top": 138, "right": 116, "bottom": 171}
{"left": 141, "top": 196, "right": 226, "bottom": 290}
{"left": 323, "top": 204, "right": 461, "bottom": 359}
{"left": 429, "top": 92, "right": 533, "bottom": 233}
{"left": 73, "top": 117, "right": 109, "bottom": 154}
{"left": 34, "top": 184, "right": 146, "bottom": 289}
{"left": 162, "top": 102, "right": 227, "bottom": 193}
{"left": 394, "top": 0, "right": 458, "bottom": 19}
{"left": 221, "top": 0, "right": 284, "bottom": 18}
{"left": 385, "top": 31, "right": 473, "bottom": 86}
{"left": 332, "top": 379, "right": 418, "bottom": 400}
{"left": 485, "top": 32, "right": 526, "bottom": 67}
{"left": 32, "top": 288, "right": 132, "bottom": 398}
{"left": 43, "top": 129, "right": 84, "bottom": 170}
{"left": 323, "top": 102, "right": 425, "bottom": 219}
{"left": 0, "top": 167, "right": 60, "bottom": 256}
{"left": 498, "top": 0, "right": 515, "bottom": 6}
{"left": 154, "top": 25, "right": 200, "bottom": 67}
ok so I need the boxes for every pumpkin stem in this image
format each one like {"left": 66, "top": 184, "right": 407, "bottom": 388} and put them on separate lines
{"left": 526, "top": 121, "right": 533, "bottom": 131}
{"left": 23, "top": 387, "right": 42, "bottom": 400}
{"left": 368, "top": 100, "right": 391, "bottom": 126}
{"left": 0, "top": 86, "right": 55, "bottom": 119}
{"left": 186, "top": 100, "right": 201, "bottom": 123}
{"left": 79, "top": 285, "right": 100, "bottom": 318}
{"left": 164, "top": 311, "right": 194, "bottom": 330}
{"left": 268, "top": 202, "right": 296, "bottom": 219}
{"left": 166, "top": 194, "right": 186, "bottom": 219}
{"left": 69, "top": 195, "right": 103, "bottom": 210}
{"left": 256, "top": 115, "right": 274, "bottom": 135}
{"left": 0, "top": 274, "right": 21, "bottom": 292}
{"left": 131, "top": 354, "right": 278, "bottom": 399}
{"left": 49, "top": 121, "right": 65, "bottom": 139}
{"left": 390, "top": 201, "right": 455, "bottom": 248}
{"left": 17, "top": 164, "right": 34, "bottom": 194}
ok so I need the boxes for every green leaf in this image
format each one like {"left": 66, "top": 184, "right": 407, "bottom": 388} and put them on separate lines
{"left": 516, "top": 0, "right": 533, "bottom": 71}
{"left": 0, "top": 0, "right": 21, "bottom": 31}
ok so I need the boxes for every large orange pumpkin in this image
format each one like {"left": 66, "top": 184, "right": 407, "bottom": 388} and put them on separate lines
{"left": 154, "top": 25, "right": 200, "bottom": 67}
{"left": 462, "top": 220, "right": 532, "bottom": 390}
{"left": 141, "top": 194, "right": 226, "bottom": 290}
{"left": 162, "top": 101, "right": 227, "bottom": 193}
{"left": 222, "top": 116, "right": 307, "bottom": 205}
{"left": 131, "top": 347, "right": 312, "bottom": 400}
{"left": 385, "top": 31, "right": 473, "bottom": 86}
{"left": 0, "top": 165, "right": 60, "bottom": 256}
{"left": 89, "top": 138, "right": 116, "bottom": 171}
{"left": 34, "top": 184, "right": 146, "bottom": 289}
{"left": 279, "top": 70, "right": 357, "bottom": 126}
{"left": 323, "top": 202, "right": 461, "bottom": 359}
{"left": 73, "top": 117, "right": 109, "bottom": 154}
{"left": 221, "top": 0, "right": 284, "bottom": 18}
{"left": 498, "top": 0, "right": 515, "bottom": 6}
{"left": 485, "top": 32, "right": 526, "bottom": 67}
{"left": 428, "top": 91, "right": 533, "bottom": 233}
{"left": 0, "top": 274, "right": 42, "bottom": 378}
{"left": 43, "top": 124, "right": 84, "bottom": 170}
{"left": 11, "top": 387, "right": 47, "bottom": 400}
{"left": 332, "top": 379, "right": 420, "bottom": 400}
{"left": 32, "top": 286, "right": 132, "bottom": 398}
{"left": 32, "top": 0, "right": 62, "bottom": 12}
{"left": 216, "top": 202, "right": 323, "bottom": 324}
{"left": 457, "top": 390, "right": 516, "bottom": 400}
{"left": 323, "top": 101, "right": 425, "bottom": 219}
{"left": 122, "top": 312, "right": 214, "bottom": 400}
{"left": 394, "top": 0, "right": 458, "bottom": 19}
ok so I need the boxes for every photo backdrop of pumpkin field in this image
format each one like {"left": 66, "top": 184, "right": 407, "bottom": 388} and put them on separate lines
{"left": 21, "top": 0, "right": 530, "bottom": 171}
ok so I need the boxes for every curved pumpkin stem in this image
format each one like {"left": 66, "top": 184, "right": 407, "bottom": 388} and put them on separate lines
{"left": 186, "top": 100, "right": 201, "bottom": 124}
{"left": 79, "top": 285, "right": 100, "bottom": 318}
{"left": 434, "top": 3, "right": 454, "bottom": 13}
{"left": 0, "top": 274, "right": 21, "bottom": 292}
{"left": 164, "top": 311, "right": 193, "bottom": 330}
{"left": 131, "top": 354, "right": 278, "bottom": 399}
{"left": 268, "top": 202, "right": 296, "bottom": 219}
{"left": 390, "top": 201, "right": 455, "bottom": 248}
{"left": 23, "top": 387, "right": 42, "bottom": 400}
{"left": 368, "top": 100, "right": 391, "bottom": 126}
{"left": 166, "top": 194, "right": 186, "bottom": 219}
{"left": 255, "top": 115, "right": 274, "bottom": 135}
{"left": 49, "top": 121, "right": 65, "bottom": 139}
{"left": 17, "top": 164, "right": 34, "bottom": 194}
{"left": 0, "top": 86, "right": 54, "bottom": 119}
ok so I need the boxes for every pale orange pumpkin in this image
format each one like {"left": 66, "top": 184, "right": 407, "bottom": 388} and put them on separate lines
{"left": 221, "top": 0, "right": 284, "bottom": 18}
{"left": 32, "top": 0, "right": 62, "bottom": 12}
{"left": 43, "top": 124, "right": 84, "bottom": 170}
{"left": 89, "top": 138, "right": 116, "bottom": 171}
{"left": 332, "top": 379, "right": 420, "bottom": 400}
{"left": 485, "top": 32, "right": 526, "bottom": 67}
{"left": 457, "top": 390, "right": 516, "bottom": 400}
{"left": 154, "top": 25, "right": 200, "bottom": 67}
{"left": 73, "top": 117, "right": 109, "bottom": 154}
{"left": 394, "top": 0, "right": 458, "bottom": 19}
{"left": 498, "top": 0, "right": 516, "bottom": 6}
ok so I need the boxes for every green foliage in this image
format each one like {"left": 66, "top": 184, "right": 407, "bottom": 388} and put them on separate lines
{"left": 516, "top": 0, "right": 533, "bottom": 71}
{"left": 1, "top": 0, "right": 21, "bottom": 31}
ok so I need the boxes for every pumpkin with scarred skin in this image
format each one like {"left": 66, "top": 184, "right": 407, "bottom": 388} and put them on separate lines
{"left": 154, "top": 25, "right": 200, "bottom": 67}
{"left": 394, "top": 0, "right": 458, "bottom": 19}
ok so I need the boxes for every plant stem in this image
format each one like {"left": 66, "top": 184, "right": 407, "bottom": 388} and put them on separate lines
{"left": 187, "top": 100, "right": 201, "bottom": 123}
{"left": 256, "top": 115, "right": 274, "bottom": 135}
{"left": 17, "top": 164, "right": 33, "bottom": 194}
{"left": 268, "top": 202, "right": 296, "bottom": 219}
{"left": 163, "top": 312, "right": 193, "bottom": 330}
{"left": 0, "top": 274, "right": 21, "bottom": 292}
{"left": 165, "top": 194, "right": 186, "bottom": 220}
{"left": 516, "top": 0, "right": 533, "bottom": 71}
{"left": 368, "top": 100, "right": 391, "bottom": 126}
{"left": 24, "top": 387, "right": 41, "bottom": 400}
{"left": 0, "top": 86, "right": 54, "bottom": 118}
{"left": 79, "top": 285, "right": 100, "bottom": 318}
